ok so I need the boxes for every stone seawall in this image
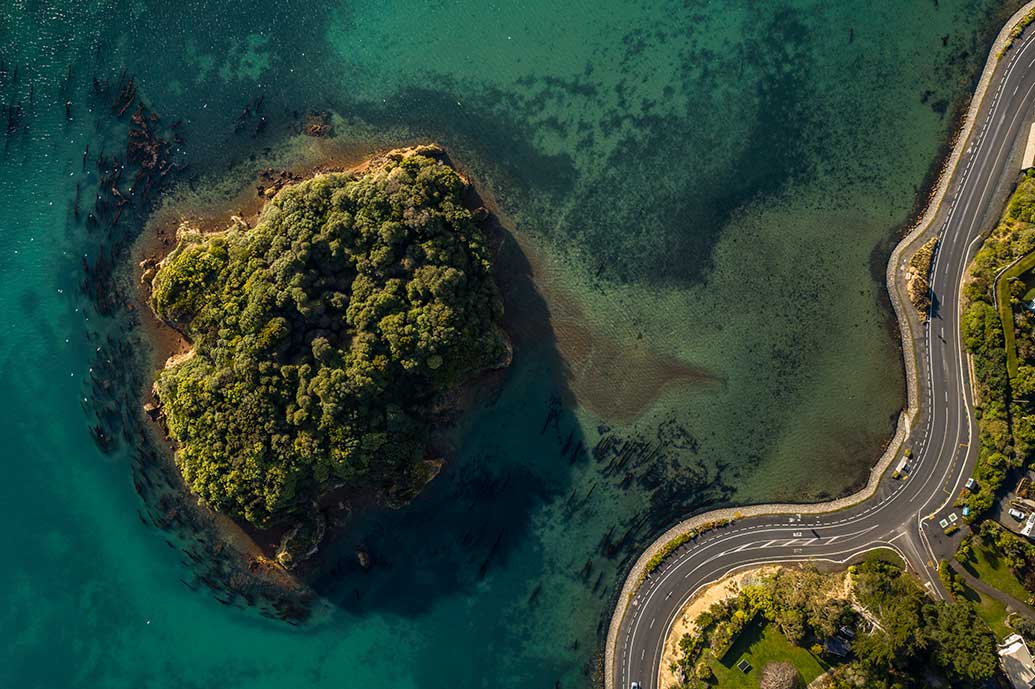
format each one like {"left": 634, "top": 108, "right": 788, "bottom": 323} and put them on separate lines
{"left": 603, "top": 3, "right": 1035, "bottom": 687}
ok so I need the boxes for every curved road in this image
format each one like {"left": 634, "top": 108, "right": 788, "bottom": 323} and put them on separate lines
{"left": 615, "top": 24, "right": 1035, "bottom": 689}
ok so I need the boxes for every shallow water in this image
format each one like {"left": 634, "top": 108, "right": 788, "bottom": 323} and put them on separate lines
{"left": 0, "top": 1, "right": 1022, "bottom": 687}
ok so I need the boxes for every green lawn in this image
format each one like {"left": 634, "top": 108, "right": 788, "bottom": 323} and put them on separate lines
{"left": 962, "top": 542, "right": 1031, "bottom": 604}
{"left": 708, "top": 620, "right": 826, "bottom": 689}
{"left": 958, "top": 580, "right": 1012, "bottom": 642}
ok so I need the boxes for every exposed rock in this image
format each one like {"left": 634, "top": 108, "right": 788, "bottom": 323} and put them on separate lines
{"left": 139, "top": 256, "right": 158, "bottom": 286}
{"left": 381, "top": 458, "right": 445, "bottom": 509}
{"left": 356, "top": 548, "right": 371, "bottom": 570}
{"left": 255, "top": 168, "right": 302, "bottom": 199}
{"left": 274, "top": 509, "right": 326, "bottom": 570}
{"left": 303, "top": 111, "right": 332, "bottom": 137}
{"left": 143, "top": 401, "right": 161, "bottom": 421}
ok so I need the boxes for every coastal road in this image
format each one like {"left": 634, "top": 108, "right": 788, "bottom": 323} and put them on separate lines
{"left": 614, "top": 22, "right": 1035, "bottom": 689}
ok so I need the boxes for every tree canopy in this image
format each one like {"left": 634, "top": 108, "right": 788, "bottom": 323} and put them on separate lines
{"left": 847, "top": 560, "right": 997, "bottom": 687}
{"left": 149, "top": 147, "right": 507, "bottom": 526}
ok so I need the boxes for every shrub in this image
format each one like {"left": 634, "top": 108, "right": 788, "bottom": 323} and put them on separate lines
{"left": 642, "top": 519, "right": 733, "bottom": 577}
{"left": 760, "top": 661, "right": 802, "bottom": 689}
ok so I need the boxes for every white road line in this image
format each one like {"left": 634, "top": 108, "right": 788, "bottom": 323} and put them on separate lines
{"left": 617, "top": 32, "right": 1035, "bottom": 686}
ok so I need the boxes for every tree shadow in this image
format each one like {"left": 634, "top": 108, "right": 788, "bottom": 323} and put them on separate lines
{"left": 719, "top": 617, "right": 765, "bottom": 669}
{"left": 300, "top": 174, "right": 589, "bottom": 617}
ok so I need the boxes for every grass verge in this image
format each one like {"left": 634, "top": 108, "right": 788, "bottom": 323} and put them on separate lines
{"left": 960, "top": 580, "right": 1012, "bottom": 641}
{"left": 965, "top": 540, "right": 1031, "bottom": 603}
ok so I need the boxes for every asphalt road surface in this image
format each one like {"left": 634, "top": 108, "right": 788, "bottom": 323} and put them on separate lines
{"left": 615, "top": 26, "right": 1035, "bottom": 689}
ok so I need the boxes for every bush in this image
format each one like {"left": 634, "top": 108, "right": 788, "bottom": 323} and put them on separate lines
{"left": 760, "top": 661, "right": 801, "bottom": 689}
{"left": 907, "top": 237, "right": 938, "bottom": 318}
{"left": 938, "top": 560, "right": 965, "bottom": 599}
{"left": 955, "top": 537, "right": 973, "bottom": 564}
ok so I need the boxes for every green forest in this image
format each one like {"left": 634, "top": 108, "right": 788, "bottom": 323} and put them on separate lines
{"left": 149, "top": 147, "right": 508, "bottom": 527}
{"left": 961, "top": 173, "right": 1035, "bottom": 518}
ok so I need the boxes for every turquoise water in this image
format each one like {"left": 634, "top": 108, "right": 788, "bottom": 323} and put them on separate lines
{"left": 0, "top": 1, "right": 1023, "bottom": 687}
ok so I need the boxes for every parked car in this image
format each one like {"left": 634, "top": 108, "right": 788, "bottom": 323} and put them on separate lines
{"left": 1010, "top": 508, "right": 1027, "bottom": 521}
{"left": 965, "top": 478, "right": 976, "bottom": 490}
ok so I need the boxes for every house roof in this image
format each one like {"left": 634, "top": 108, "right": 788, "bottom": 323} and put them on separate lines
{"left": 999, "top": 634, "right": 1035, "bottom": 689}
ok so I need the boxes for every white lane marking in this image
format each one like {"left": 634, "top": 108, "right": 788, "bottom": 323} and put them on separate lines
{"left": 620, "top": 30, "right": 1035, "bottom": 689}
{"left": 916, "top": 34, "right": 1035, "bottom": 568}
{"left": 616, "top": 40, "right": 1030, "bottom": 662}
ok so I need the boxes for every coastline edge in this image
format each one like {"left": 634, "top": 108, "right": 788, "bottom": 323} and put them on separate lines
{"left": 602, "top": 3, "right": 1035, "bottom": 687}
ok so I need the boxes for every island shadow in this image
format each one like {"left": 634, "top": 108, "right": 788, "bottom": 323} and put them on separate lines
{"left": 300, "top": 178, "right": 591, "bottom": 618}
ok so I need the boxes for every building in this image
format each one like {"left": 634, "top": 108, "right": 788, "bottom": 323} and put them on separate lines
{"left": 1023, "top": 122, "right": 1035, "bottom": 171}
{"left": 999, "top": 634, "right": 1035, "bottom": 689}
{"left": 1023, "top": 513, "right": 1035, "bottom": 538}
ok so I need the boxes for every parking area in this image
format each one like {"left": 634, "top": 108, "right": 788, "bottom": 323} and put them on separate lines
{"left": 991, "top": 472, "right": 1035, "bottom": 536}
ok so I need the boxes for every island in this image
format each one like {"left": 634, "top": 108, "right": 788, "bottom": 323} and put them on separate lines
{"left": 143, "top": 145, "right": 510, "bottom": 566}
